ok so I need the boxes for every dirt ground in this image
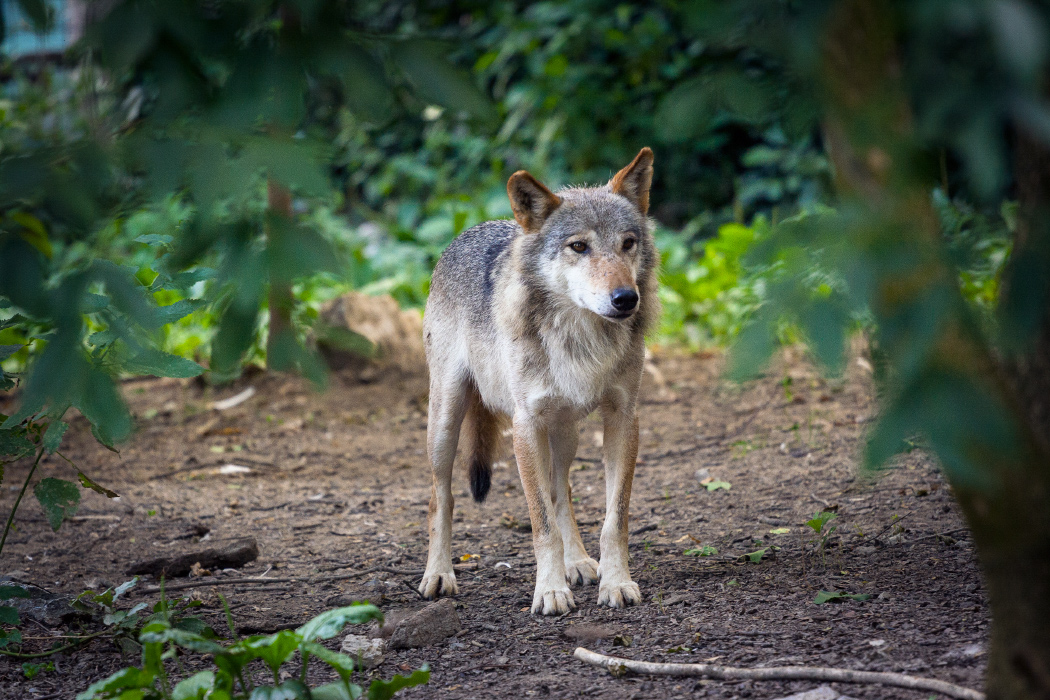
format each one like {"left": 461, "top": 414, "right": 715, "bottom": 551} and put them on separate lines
{"left": 0, "top": 348, "right": 988, "bottom": 700}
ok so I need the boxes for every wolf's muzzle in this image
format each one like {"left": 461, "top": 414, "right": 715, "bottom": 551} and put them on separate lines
{"left": 610, "top": 287, "right": 639, "bottom": 313}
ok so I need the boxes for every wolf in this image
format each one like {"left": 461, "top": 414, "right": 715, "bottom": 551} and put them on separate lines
{"left": 420, "top": 148, "right": 658, "bottom": 615}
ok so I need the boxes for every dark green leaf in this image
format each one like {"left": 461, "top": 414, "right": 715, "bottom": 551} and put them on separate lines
{"left": 366, "top": 667, "right": 430, "bottom": 700}
{"left": 34, "top": 477, "right": 80, "bottom": 531}
{"left": 0, "top": 586, "right": 32, "bottom": 600}
{"left": 247, "top": 680, "right": 310, "bottom": 700}
{"left": 0, "top": 605, "right": 19, "bottom": 625}
{"left": 172, "top": 670, "right": 215, "bottom": 700}
{"left": 74, "top": 667, "right": 155, "bottom": 700}
{"left": 0, "top": 345, "right": 23, "bottom": 361}
{"left": 78, "top": 472, "right": 119, "bottom": 498}
{"left": 310, "top": 682, "right": 361, "bottom": 700}
{"left": 73, "top": 366, "right": 133, "bottom": 449}
{"left": 394, "top": 40, "right": 495, "bottom": 122}
{"left": 297, "top": 605, "right": 383, "bottom": 642}
{"left": 121, "top": 348, "right": 205, "bottom": 379}
{"left": 42, "top": 420, "right": 67, "bottom": 454}
{"left": 0, "top": 429, "right": 35, "bottom": 459}
{"left": 14, "top": 0, "right": 52, "bottom": 31}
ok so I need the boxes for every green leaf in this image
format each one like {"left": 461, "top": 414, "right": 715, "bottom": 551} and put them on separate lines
{"left": 139, "top": 626, "right": 225, "bottom": 655}
{"left": 0, "top": 629, "right": 23, "bottom": 649}
{"left": 243, "top": 630, "right": 300, "bottom": 676}
{"left": 75, "top": 668, "right": 155, "bottom": 700}
{"left": 315, "top": 326, "right": 375, "bottom": 358}
{"left": 394, "top": 40, "right": 495, "bottom": 122}
{"left": 805, "top": 511, "right": 838, "bottom": 534}
{"left": 78, "top": 471, "right": 120, "bottom": 498}
{"left": 311, "top": 682, "right": 361, "bottom": 700}
{"left": 121, "top": 348, "right": 205, "bottom": 379}
{"left": 172, "top": 671, "right": 215, "bottom": 700}
{"left": 267, "top": 329, "right": 328, "bottom": 390}
{"left": 301, "top": 641, "right": 354, "bottom": 683}
{"left": 684, "top": 546, "right": 718, "bottom": 557}
{"left": 0, "top": 585, "right": 32, "bottom": 600}
{"left": 0, "top": 605, "right": 20, "bottom": 625}
{"left": 705, "top": 480, "right": 731, "bottom": 492}
{"left": 34, "top": 477, "right": 80, "bottom": 531}
{"left": 73, "top": 366, "right": 133, "bottom": 449}
{"left": 726, "top": 307, "right": 776, "bottom": 381}
{"left": 0, "top": 344, "right": 23, "bottom": 361}
{"left": 744, "top": 548, "right": 768, "bottom": 563}
{"left": 297, "top": 605, "right": 383, "bottom": 642}
{"left": 43, "top": 420, "right": 67, "bottom": 454}
{"left": 10, "top": 211, "right": 53, "bottom": 259}
{"left": 814, "top": 590, "right": 871, "bottom": 605}
{"left": 366, "top": 667, "right": 430, "bottom": 700}
{"left": 0, "top": 429, "right": 35, "bottom": 459}
{"left": 247, "top": 680, "right": 310, "bottom": 699}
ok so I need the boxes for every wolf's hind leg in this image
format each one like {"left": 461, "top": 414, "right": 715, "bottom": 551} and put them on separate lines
{"left": 420, "top": 374, "right": 470, "bottom": 599}
{"left": 550, "top": 421, "right": 598, "bottom": 587}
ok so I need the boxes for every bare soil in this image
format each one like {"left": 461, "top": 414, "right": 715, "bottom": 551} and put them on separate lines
{"left": 0, "top": 349, "right": 988, "bottom": 699}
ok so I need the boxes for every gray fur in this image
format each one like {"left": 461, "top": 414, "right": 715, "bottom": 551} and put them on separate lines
{"left": 420, "top": 149, "right": 659, "bottom": 615}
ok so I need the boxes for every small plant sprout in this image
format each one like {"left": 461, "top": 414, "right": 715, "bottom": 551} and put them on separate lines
{"left": 684, "top": 545, "right": 719, "bottom": 557}
{"left": 806, "top": 509, "right": 839, "bottom": 563}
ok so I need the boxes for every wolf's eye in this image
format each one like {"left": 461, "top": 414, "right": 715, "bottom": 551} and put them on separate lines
{"left": 569, "top": 241, "right": 588, "bottom": 253}
{"left": 623, "top": 238, "right": 636, "bottom": 252}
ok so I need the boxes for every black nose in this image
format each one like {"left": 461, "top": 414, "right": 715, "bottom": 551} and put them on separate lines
{"left": 610, "top": 287, "right": 639, "bottom": 312}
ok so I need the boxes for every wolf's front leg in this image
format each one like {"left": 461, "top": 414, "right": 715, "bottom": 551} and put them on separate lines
{"left": 513, "top": 414, "right": 575, "bottom": 615}
{"left": 549, "top": 420, "right": 599, "bottom": 586}
{"left": 420, "top": 378, "right": 468, "bottom": 599}
{"left": 597, "top": 403, "right": 642, "bottom": 608}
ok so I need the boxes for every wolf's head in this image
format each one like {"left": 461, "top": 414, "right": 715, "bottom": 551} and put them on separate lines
{"left": 507, "top": 148, "right": 656, "bottom": 322}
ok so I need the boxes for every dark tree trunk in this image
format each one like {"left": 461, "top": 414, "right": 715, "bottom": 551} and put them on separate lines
{"left": 820, "top": 3, "right": 1050, "bottom": 698}
{"left": 266, "top": 179, "right": 294, "bottom": 365}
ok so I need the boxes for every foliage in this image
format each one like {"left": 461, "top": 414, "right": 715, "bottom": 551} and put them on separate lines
{"left": 656, "top": 221, "right": 767, "bottom": 347}
{"left": 813, "top": 590, "right": 870, "bottom": 605}
{"left": 76, "top": 602, "right": 428, "bottom": 700}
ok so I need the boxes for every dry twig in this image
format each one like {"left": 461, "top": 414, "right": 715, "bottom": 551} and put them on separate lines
{"left": 573, "top": 647, "right": 984, "bottom": 700}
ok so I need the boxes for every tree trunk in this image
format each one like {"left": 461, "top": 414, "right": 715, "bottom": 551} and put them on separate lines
{"left": 820, "top": 3, "right": 1050, "bottom": 698}
{"left": 266, "top": 179, "right": 294, "bottom": 365}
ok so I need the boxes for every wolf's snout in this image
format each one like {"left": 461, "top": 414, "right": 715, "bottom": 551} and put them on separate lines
{"left": 610, "top": 288, "right": 639, "bottom": 312}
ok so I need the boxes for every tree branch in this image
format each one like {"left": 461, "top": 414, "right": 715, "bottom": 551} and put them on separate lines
{"left": 574, "top": 647, "right": 984, "bottom": 700}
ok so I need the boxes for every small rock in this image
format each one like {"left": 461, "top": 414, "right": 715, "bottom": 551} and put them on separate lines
{"left": 855, "top": 546, "right": 877, "bottom": 556}
{"left": 340, "top": 634, "right": 385, "bottom": 668}
{"left": 694, "top": 468, "right": 710, "bottom": 483}
{"left": 0, "top": 577, "right": 85, "bottom": 628}
{"left": 772, "top": 686, "right": 858, "bottom": 700}
{"left": 388, "top": 599, "right": 461, "bottom": 649}
{"left": 3, "top": 570, "right": 29, "bottom": 581}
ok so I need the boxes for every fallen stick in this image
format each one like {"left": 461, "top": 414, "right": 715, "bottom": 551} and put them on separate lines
{"left": 573, "top": 647, "right": 984, "bottom": 700}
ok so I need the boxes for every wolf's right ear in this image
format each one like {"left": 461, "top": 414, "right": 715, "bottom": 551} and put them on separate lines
{"left": 507, "top": 171, "right": 562, "bottom": 233}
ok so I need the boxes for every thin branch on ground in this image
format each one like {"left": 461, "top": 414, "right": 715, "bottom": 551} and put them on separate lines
{"left": 573, "top": 647, "right": 984, "bottom": 700}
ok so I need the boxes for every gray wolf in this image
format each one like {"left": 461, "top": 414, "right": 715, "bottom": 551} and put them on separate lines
{"left": 420, "top": 148, "right": 659, "bottom": 615}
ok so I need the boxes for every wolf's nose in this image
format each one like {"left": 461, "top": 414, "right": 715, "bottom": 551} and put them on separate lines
{"left": 611, "top": 288, "right": 639, "bottom": 312}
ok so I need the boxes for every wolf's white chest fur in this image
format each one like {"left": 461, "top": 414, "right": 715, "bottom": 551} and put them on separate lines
{"left": 471, "top": 295, "right": 631, "bottom": 417}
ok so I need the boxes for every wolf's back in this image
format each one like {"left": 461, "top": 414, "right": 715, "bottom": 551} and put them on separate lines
{"left": 427, "top": 219, "right": 518, "bottom": 329}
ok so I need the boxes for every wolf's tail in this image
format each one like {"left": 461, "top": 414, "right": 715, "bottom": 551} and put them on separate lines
{"left": 463, "top": 396, "right": 504, "bottom": 503}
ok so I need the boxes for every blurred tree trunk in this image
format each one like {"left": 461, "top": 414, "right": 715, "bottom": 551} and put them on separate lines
{"left": 822, "top": 2, "right": 1050, "bottom": 698}
{"left": 266, "top": 179, "right": 294, "bottom": 365}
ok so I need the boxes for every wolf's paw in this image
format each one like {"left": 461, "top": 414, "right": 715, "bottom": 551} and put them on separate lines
{"left": 565, "top": 557, "right": 600, "bottom": 586}
{"left": 418, "top": 571, "right": 458, "bottom": 599}
{"left": 531, "top": 586, "right": 576, "bottom": 616}
{"left": 598, "top": 580, "right": 641, "bottom": 609}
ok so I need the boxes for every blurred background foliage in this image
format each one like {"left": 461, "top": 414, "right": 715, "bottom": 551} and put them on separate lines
{"left": 0, "top": 0, "right": 1029, "bottom": 446}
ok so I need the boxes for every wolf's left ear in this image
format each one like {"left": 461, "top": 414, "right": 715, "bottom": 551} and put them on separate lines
{"left": 507, "top": 171, "right": 562, "bottom": 233}
{"left": 609, "top": 147, "right": 654, "bottom": 215}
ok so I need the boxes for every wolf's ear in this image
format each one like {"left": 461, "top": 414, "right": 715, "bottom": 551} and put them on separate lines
{"left": 609, "top": 147, "right": 654, "bottom": 215}
{"left": 507, "top": 171, "right": 562, "bottom": 233}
